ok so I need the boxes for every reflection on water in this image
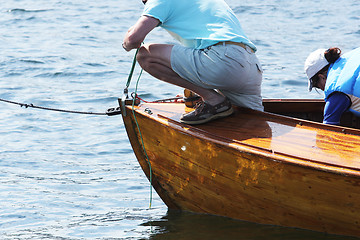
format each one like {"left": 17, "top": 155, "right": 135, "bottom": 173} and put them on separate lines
{"left": 143, "top": 210, "right": 358, "bottom": 240}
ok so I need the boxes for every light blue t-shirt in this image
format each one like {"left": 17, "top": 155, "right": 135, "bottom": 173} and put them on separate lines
{"left": 142, "top": 0, "right": 256, "bottom": 51}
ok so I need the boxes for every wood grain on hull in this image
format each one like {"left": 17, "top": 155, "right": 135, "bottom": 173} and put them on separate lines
{"left": 121, "top": 100, "right": 360, "bottom": 237}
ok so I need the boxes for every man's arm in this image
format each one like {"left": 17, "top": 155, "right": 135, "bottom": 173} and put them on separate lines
{"left": 122, "top": 16, "right": 160, "bottom": 51}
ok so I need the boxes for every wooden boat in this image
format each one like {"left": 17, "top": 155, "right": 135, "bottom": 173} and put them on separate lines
{"left": 119, "top": 97, "right": 360, "bottom": 237}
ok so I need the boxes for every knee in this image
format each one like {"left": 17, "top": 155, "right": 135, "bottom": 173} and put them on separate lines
{"left": 136, "top": 46, "right": 151, "bottom": 70}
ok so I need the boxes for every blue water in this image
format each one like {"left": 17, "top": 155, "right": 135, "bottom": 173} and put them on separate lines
{"left": 0, "top": 0, "right": 359, "bottom": 239}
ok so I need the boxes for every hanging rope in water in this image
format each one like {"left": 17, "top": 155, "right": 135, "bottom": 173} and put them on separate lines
{"left": 126, "top": 47, "right": 154, "bottom": 209}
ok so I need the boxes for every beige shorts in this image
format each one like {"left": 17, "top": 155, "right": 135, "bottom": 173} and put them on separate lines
{"left": 171, "top": 43, "right": 264, "bottom": 111}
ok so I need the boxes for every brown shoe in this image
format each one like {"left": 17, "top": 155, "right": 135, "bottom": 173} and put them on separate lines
{"left": 183, "top": 89, "right": 202, "bottom": 108}
{"left": 180, "top": 98, "right": 234, "bottom": 125}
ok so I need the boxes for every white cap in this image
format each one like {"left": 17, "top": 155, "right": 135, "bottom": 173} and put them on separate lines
{"left": 304, "top": 49, "right": 329, "bottom": 91}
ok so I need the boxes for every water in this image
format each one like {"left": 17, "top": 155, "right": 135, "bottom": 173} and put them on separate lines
{"left": 0, "top": 0, "right": 359, "bottom": 239}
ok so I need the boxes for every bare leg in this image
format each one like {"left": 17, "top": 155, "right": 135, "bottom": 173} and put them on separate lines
{"left": 136, "top": 43, "right": 225, "bottom": 105}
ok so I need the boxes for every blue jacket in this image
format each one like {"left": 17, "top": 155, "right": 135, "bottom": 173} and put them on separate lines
{"left": 324, "top": 47, "right": 360, "bottom": 117}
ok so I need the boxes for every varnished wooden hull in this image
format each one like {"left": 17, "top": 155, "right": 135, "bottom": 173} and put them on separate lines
{"left": 120, "top": 99, "right": 360, "bottom": 237}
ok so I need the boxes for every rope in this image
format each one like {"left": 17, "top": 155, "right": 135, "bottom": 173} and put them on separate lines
{"left": 131, "top": 92, "right": 183, "bottom": 104}
{"left": 125, "top": 46, "right": 153, "bottom": 208}
{"left": 0, "top": 98, "right": 107, "bottom": 115}
{"left": 131, "top": 68, "right": 153, "bottom": 208}
{"left": 125, "top": 48, "right": 140, "bottom": 90}
{"left": 0, "top": 45, "right": 154, "bottom": 208}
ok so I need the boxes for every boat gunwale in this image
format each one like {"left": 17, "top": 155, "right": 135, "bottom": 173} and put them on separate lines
{"left": 125, "top": 102, "right": 360, "bottom": 177}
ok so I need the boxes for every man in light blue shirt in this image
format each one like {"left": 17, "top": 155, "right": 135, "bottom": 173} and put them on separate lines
{"left": 123, "top": 0, "right": 263, "bottom": 124}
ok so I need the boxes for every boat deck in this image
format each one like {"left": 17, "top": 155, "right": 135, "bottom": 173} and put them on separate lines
{"left": 130, "top": 101, "right": 360, "bottom": 174}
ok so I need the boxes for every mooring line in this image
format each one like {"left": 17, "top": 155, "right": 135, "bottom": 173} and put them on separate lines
{"left": 1, "top": 45, "right": 154, "bottom": 208}
{"left": 0, "top": 97, "right": 108, "bottom": 116}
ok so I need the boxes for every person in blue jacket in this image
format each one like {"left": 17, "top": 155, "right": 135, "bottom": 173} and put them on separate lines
{"left": 304, "top": 47, "right": 360, "bottom": 125}
{"left": 122, "top": 0, "right": 263, "bottom": 125}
